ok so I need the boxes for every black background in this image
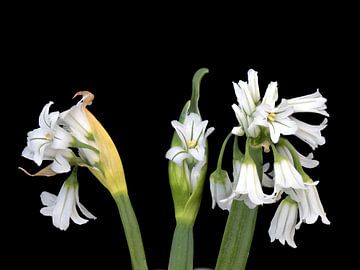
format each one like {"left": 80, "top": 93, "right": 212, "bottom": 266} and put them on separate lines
{"left": 5, "top": 3, "right": 356, "bottom": 269}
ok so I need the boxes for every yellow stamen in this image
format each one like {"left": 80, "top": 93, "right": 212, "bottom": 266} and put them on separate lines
{"left": 187, "top": 140, "right": 198, "bottom": 148}
{"left": 267, "top": 112, "right": 276, "bottom": 122}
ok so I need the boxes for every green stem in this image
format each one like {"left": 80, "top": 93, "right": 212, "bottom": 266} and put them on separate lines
{"left": 217, "top": 132, "right": 233, "bottom": 169}
{"left": 168, "top": 221, "right": 194, "bottom": 270}
{"left": 113, "top": 192, "right": 148, "bottom": 270}
{"left": 215, "top": 200, "right": 258, "bottom": 270}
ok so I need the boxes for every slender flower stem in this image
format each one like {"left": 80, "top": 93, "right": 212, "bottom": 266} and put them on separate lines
{"left": 217, "top": 132, "right": 233, "bottom": 169}
{"left": 113, "top": 192, "right": 148, "bottom": 270}
{"left": 215, "top": 201, "right": 258, "bottom": 270}
{"left": 168, "top": 221, "right": 194, "bottom": 270}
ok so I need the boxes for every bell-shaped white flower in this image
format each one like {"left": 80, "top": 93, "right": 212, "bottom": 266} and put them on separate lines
{"left": 285, "top": 90, "right": 329, "bottom": 116}
{"left": 287, "top": 182, "right": 330, "bottom": 228}
{"left": 233, "top": 156, "right": 266, "bottom": 206}
{"left": 291, "top": 117, "right": 327, "bottom": 150}
{"left": 166, "top": 113, "right": 214, "bottom": 165}
{"left": 269, "top": 197, "right": 298, "bottom": 248}
{"left": 40, "top": 169, "right": 96, "bottom": 230}
{"left": 273, "top": 156, "right": 307, "bottom": 192}
{"left": 210, "top": 169, "right": 233, "bottom": 210}
{"left": 233, "top": 69, "right": 260, "bottom": 115}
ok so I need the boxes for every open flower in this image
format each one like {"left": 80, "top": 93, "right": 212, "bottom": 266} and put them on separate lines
{"left": 290, "top": 117, "right": 327, "bottom": 150}
{"left": 40, "top": 168, "right": 96, "bottom": 230}
{"left": 22, "top": 102, "right": 69, "bottom": 165}
{"left": 250, "top": 100, "right": 297, "bottom": 144}
{"left": 166, "top": 113, "right": 214, "bottom": 165}
{"left": 285, "top": 90, "right": 329, "bottom": 116}
{"left": 268, "top": 196, "right": 298, "bottom": 248}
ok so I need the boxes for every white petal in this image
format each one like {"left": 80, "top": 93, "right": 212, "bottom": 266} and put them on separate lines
{"left": 171, "top": 120, "right": 188, "bottom": 146}
{"left": 262, "top": 81, "right": 278, "bottom": 107}
{"left": 190, "top": 160, "right": 206, "bottom": 191}
{"left": 40, "top": 191, "right": 57, "bottom": 206}
{"left": 247, "top": 69, "right": 260, "bottom": 104}
{"left": 40, "top": 206, "right": 55, "bottom": 216}
{"left": 52, "top": 126, "right": 73, "bottom": 149}
{"left": 189, "top": 147, "right": 205, "bottom": 161}
{"left": 38, "top": 102, "right": 59, "bottom": 129}
{"left": 166, "top": 146, "right": 191, "bottom": 165}
{"left": 51, "top": 153, "right": 71, "bottom": 174}
{"left": 286, "top": 90, "right": 329, "bottom": 116}
{"left": 75, "top": 186, "right": 96, "bottom": 219}
{"left": 291, "top": 117, "right": 327, "bottom": 149}
{"left": 71, "top": 205, "right": 89, "bottom": 225}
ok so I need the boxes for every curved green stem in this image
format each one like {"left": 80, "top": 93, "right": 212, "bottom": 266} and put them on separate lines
{"left": 113, "top": 192, "right": 148, "bottom": 270}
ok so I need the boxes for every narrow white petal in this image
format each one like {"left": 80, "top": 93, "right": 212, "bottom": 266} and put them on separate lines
{"left": 40, "top": 206, "right": 55, "bottom": 216}
{"left": 40, "top": 191, "right": 57, "bottom": 206}
{"left": 71, "top": 205, "right": 89, "bottom": 225}
{"left": 232, "top": 126, "right": 244, "bottom": 136}
{"left": 165, "top": 146, "right": 190, "bottom": 165}
{"left": 247, "top": 69, "right": 260, "bottom": 104}
{"left": 262, "top": 82, "right": 278, "bottom": 107}
{"left": 75, "top": 185, "right": 96, "bottom": 220}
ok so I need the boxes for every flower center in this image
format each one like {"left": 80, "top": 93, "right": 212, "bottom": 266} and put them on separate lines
{"left": 267, "top": 112, "right": 276, "bottom": 122}
{"left": 187, "top": 139, "right": 198, "bottom": 149}
{"left": 45, "top": 132, "right": 54, "bottom": 140}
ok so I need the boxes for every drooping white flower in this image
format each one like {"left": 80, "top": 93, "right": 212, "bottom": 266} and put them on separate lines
{"left": 233, "top": 157, "right": 266, "bottom": 206}
{"left": 233, "top": 69, "right": 260, "bottom": 115}
{"left": 287, "top": 183, "right": 330, "bottom": 228}
{"left": 276, "top": 144, "right": 319, "bottom": 169}
{"left": 166, "top": 113, "right": 214, "bottom": 165}
{"left": 291, "top": 117, "right": 327, "bottom": 150}
{"left": 273, "top": 157, "right": 307, "bottom": 192}
{"left": 40, "top": 172, "right": 96, "bottom": 230}
{"left": 209, "top": 169, "right": 233, "bottom": 210}
{"left": 285, "top": 90, "right": 329, "bottom": 116}
{"left": 269, "top": 197, "right": 298, "bottom": 248}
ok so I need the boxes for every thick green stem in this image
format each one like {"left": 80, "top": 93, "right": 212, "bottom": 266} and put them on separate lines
{"left": 113, "top": 192, "right": 148, "bottom": 270}
{"left": 215, "top": 201, "right": 258, "bottom": 270}
{"left": 168, "top": 221, "right": 194, "bottom": 270}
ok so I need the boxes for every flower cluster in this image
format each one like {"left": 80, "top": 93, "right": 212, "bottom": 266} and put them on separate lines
{"left": 21, "top": 92, "right": 99, "bottom": 230}
{"left": 211, "top": 69, "right": 330, "bottom": 247}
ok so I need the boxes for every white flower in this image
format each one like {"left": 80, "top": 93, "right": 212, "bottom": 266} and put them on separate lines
{"left": 291, "top": 117, "right": 327, "bottom": 150}
{"left": 287, "top": 184, "right": 330, "bottom": 228}
{"left": 285, "top": 90, "right": 329, "bottom": 116}
{"left": 166, "top": 113, "right": 214, "bottom": 165}
{"left": 40, "top": 175, "right": 96, "bottom": 230}
{"left": 233, "top": 69, "right": 260, "bottom": 115}
{"left": 210, "top": 170, "right": 233, "bottom": 210}
{"left": 273, "top": 157, "right": 307, "bottom": 192}
{"left": 250, "top": 100, "right": 297, "bottom": 144}
{"left": 269, "top": 197, "right": 298, "bottom": 248}
{"left": 276, "top": 144, "right": 319, "bottom": 169}
{"left": 21, "top": 102, "right": 73, "bottom": 173}
{"left": 233, "top": 157, "right": 266, "bottom": 206}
